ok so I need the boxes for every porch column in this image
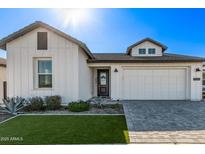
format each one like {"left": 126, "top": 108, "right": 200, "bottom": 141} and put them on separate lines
{"left": 110, "top": 65, "right": 122, "bottom": 100}
{"left": 190, "top": 63, "right": 203, "bottom": 101}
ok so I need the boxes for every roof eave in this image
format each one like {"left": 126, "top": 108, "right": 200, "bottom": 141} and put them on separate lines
{"left": 87, "top": 59, "right": 205, "bottom": 63}
{"left": 0, "top": 44, "right": 6, "bottom": 50}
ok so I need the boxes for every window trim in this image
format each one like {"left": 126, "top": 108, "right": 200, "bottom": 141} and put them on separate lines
{"left": 138, "top": 48, "right": 146, "bottom": 55}
{"left": 148, "top": 48, "right": 156, "bottom": 54}
{"left": 34, "top": 58, "right": 52, "bottom": 89}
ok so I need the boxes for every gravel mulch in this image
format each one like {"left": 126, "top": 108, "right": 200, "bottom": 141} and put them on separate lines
{"left": 0, "top": 112, "right": 13, "bottom": 123}
{"left": 23, "top": 105, "right": 124, "bottom": 115}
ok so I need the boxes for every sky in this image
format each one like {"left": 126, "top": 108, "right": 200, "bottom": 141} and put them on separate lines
{"left": 0, "top": 8, "right": 205, "bottom": 58}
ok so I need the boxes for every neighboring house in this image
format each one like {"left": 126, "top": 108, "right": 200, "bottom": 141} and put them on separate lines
{"left": 0, "top": 21, "right": 204, "bottom": 103}
{"left": 0, "top": 58, "right": 6, "bottom": 103}
{"left": 203, "top": 63, "right": 205, "bottom": 99}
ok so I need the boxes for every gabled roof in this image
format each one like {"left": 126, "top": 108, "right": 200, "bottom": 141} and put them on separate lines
{"left": 0, "top": 21, "right": 94, "bottom": 59}
{"left": 88, "top": 53, "right": 205, "bottom": 63}
{"left": 0, "top": 21, "right": 204, "bottom": 64}
{"left": 127, "top": 38, "right": 168, "bottom": 55}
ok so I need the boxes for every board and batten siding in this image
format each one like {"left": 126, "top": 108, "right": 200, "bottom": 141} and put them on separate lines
{"left": 131, "top": 41, "right": 163, "bottom": 57}
{"left": 88, "top": 62, "right": 203, "bottom": 101}
{"left": 78, "top": 47, "right": 92, "bottom": 100}
{"left": 110, "top": 63, "right": 202, "bottom": 101}
{"left": 6, "top": 27, "right": 92, "bottom": 103}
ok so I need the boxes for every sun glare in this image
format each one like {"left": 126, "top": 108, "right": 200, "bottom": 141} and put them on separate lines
{"left": 56, "top": 9, "right": 91, "bottom": 28}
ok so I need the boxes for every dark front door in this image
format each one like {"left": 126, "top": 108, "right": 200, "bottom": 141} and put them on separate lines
{"left": 97, "top": 69, "right": 109, "bottom": 96}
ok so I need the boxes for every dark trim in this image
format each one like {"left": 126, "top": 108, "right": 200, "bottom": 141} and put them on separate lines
{"left": 88, "top": 59, "right": 205, "bottom": 63}
{"left": 91, "top": 53, "right": 205, "bottom": 63}
{"left": 3, "top": 81, "right": 7, "bottom": 99}
{"left": 0, "top": 64, "right": 6, "bottom": 67}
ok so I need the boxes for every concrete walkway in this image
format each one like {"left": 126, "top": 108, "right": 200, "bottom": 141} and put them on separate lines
{"left": 123, "top": 101, "right": 205, "bottom": 144}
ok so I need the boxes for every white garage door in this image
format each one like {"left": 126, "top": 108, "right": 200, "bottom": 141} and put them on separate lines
{"left": 123, "top": 68, "right": 187, "bottom": 100}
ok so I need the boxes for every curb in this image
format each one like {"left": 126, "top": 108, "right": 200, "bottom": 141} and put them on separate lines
{"left": 20, "top": 113, "right": 125, "bottom": 116}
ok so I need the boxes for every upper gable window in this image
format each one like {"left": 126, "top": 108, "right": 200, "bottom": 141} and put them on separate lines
{"left": 139, "top": 48, "right": 146, "bottom": 54}
{"left": 148, "top": 48, "right": 156, "bottom": 54}
{"left": 37, "top": 32, "right": 48, "bottom": 50}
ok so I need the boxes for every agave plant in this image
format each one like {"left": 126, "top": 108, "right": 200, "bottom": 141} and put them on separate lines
{"left": 87, "top": 97, "right": 105, "bottom": 109}
{"left": 0, "top": 97, "right": 29, "bottom": 115}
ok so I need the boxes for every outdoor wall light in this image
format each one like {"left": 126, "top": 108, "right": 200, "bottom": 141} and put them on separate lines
{"left": 195, "top": 68, "right": 201, "bottom": 72}
{"left": 114, "top": 68, "right": 118, "bottom": 72}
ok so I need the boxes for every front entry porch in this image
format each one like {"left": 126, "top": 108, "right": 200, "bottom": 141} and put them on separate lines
{"left": 97, "top": 69, "right": 109, "bottom": 97}
{"left": 91, "top": 67, "right": 111, "bottom": 98}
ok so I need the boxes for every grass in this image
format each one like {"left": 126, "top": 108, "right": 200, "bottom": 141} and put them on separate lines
{"left": 0, "top": 115, "right": 129, "bottom": 144}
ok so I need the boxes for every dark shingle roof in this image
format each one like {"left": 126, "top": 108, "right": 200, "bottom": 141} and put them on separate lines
{"left": 0, "top": 21, "right": 94, "bottom": 59}
{"left": 0, "top": 21, "right": 204, "bottom": 64}
{"left": 0, "top": 58, "right": 6, "bottom": 67}
{"left": 87, "top": 53, "right": 205, "bottom": 63}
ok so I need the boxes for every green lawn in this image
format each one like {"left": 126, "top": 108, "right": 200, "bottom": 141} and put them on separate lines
{"left": 0, "top": 115, "right": 129, "bottom": 144}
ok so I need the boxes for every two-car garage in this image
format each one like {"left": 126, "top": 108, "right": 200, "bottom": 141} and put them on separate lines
{"left": 91, "top": 38, "right": 203, "bottom": 101}
{"left": 122, "top": 67, "right": 188, "bottom": 100}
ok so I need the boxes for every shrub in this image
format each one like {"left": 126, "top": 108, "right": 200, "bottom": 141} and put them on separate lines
{"left": 24, "top": 97, "right": 45, "bottom": 111}
{"left": 45, "top": 95, "right": 62, "bottom": 110}
{"left": 68, "top": 100, "right": 90, "bottom": 112}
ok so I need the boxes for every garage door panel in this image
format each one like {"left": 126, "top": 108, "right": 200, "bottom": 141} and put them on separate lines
{"left": 123, "top": 68, "right": 187, "bottom": 100}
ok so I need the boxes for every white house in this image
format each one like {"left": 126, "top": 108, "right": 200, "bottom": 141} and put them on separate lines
{"left": 0, "top": 21, "right": 204, "bottom": 103}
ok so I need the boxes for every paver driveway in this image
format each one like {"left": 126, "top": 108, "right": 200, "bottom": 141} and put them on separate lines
{"left": 123, "top": 101, "right": 205, "bottom": 144}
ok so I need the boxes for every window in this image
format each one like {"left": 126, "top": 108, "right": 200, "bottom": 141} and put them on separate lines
{"left": 100, "top": 72, "right": 107, "bottom": 85}
{"left": 148, "top": 48, "right": 156, "bottom": 54}
{"left": 37, "top": 59, "right": 52, "bottom": 88}
{"left": 37, "top": 32, "right": 48, "bottom": 50}
{"left": 139, "top": 48, "right": 146, "bottom": 54}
